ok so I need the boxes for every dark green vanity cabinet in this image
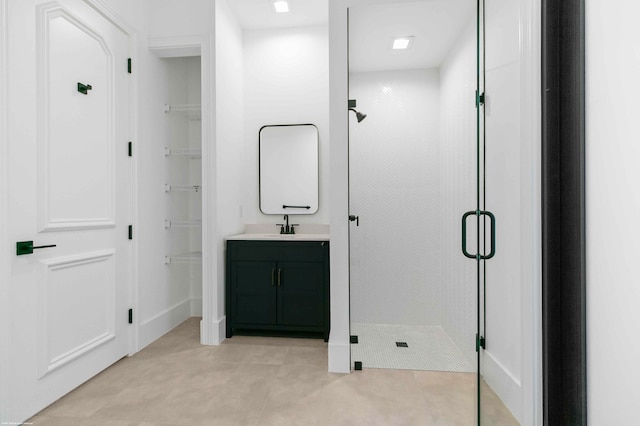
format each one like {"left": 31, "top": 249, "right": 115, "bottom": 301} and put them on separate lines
{"left": 225, "top": 240, "right": 330, "bottom": 340}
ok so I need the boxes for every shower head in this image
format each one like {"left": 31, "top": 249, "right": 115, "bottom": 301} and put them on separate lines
{"left": 349, "top": 108, "right": 367, "bottom": 123}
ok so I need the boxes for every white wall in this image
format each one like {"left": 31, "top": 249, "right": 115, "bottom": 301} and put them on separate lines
{"left": 214, "top": 0, "right": 245, "bottom": 337}
{"left": 328, "top": 0, "right": 351, "bottom": 373}
{"left": 438, "top": 21, "right": 477, "bottom": 366}
{"left": 586, "top": 0, "right": 640, "bottom": 423}
{"left": 145, "top": 0, "right": 213, "bottom": 38}
{"left": 243, "top": 25, "right": 330, "bottom": 226}
{"left": 349, "top": 69, "right": 442, "bottom": 326}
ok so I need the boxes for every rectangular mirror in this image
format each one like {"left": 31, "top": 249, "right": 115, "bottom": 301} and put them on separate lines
{"left": 259, "top": 124, "right": 319, "bottom": 214}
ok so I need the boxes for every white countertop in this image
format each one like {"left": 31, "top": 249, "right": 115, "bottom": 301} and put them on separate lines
{"left": 226, "top": 233, "right": 329, "bottom": 241}
{"left": 226, "top": 224, "right": 329, "bottom": 241}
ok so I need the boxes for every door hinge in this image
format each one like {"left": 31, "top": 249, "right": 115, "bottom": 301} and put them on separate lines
{"left": 128, "top": 225, "right": 133, "bottom": 240}
{"left": 128, "top": 308, "right": 133, "bottom": 324}
{"left": 475, "top": 90, "right": 485, "bottom": 107}
{"left": 128, "top": 141, "right": 132, "bottom": 157}
{"left": 476, "top": 334, "right": 486, "bottom": 352}
{"left": 127, "top": 58, "right": 132, "bottom": 74}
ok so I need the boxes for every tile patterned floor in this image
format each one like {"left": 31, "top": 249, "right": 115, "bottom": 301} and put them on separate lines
{"left": 350, "top": 323, "right": 474, "bottom": 372}
{"left": 28, "top": 317, "right": 519, "bottom": 425}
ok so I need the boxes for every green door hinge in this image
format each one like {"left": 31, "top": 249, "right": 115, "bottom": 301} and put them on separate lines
{"left": 475, "top": 90, "right": 485, "bottom": 107}
{"left": 128, "top": 141, "right": 132, "bottom": 157}
{"left": 476, "top": 334, "right": 486, "bottom": 352}
{"left": 128, "top": 225, "right": 133, "bottom": 240}
{"left": 127, "top": 58, "right": 132, "bottom": 74}
{"left": 128, "top": 309, "right": 133, "bottom": 324}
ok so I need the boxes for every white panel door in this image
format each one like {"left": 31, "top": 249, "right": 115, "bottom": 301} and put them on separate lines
{"left": 4, "top": 0, "right": 132, "bottom": 422}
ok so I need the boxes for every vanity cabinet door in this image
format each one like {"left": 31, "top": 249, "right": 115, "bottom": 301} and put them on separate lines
{"left": 277, "top": 261, "right": 325, "bottom": 327}
{"left": 230, "top": 261, "right": 277, "bottom": 326}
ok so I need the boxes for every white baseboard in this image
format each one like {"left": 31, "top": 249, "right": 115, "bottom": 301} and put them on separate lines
{"left": 138, "top": 299, "right": 191, "bottom": 350}
{"left": 483, "top": 350, "right": 522, "bottom": 423}
{"left": 328, "top": 340, "right": 350, "bottom": 373}
{"left": 200, "top": 316, "right": 226, "bottom": 345}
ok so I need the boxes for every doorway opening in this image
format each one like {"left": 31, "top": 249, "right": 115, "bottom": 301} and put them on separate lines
{"left": 144, "top": 41, "right": 208, "bottom": 349}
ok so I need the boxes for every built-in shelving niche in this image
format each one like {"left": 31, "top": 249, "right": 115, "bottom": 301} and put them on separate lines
{"left": 161, "top": 56, "right": 203, "bottom": 318}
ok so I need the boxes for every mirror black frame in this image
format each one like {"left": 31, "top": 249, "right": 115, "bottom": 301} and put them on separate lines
{"left": 258, "top": 123, "right": 319, "bottom": 215}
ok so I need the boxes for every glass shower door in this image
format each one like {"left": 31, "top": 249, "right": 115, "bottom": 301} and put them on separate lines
{"left": 463, "top": 1, "right": 504, "bottom": 423}
{"left": 348, "top": 0, "right": 520, "bottom": 423}
{"left": 348, "top": 0, "right": 482, "bottom": 423}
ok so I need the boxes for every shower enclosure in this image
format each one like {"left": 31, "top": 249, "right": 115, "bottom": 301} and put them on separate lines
{"left": 348, "top": 0, "right": 520, "bottom": 424}
{"left": 349, "top": 0, "right": 479, "bottom": 373}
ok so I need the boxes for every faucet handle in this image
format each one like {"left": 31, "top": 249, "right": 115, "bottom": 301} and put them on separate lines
{"left": 289, "top": 224, "right": 299, "bottom": 234}
{"left": 276, "top": 223, "right": 285, "bottom": 234}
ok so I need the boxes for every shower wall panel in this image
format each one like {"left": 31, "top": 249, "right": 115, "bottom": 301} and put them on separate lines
{"left": 483, "top": 0, "right": 525, "bottom": 414}
{"left": 438, "top": 22, "right": 477, "bottom": 365}
{"left": 349, "top": 69, "right": 442, "bottom": 326}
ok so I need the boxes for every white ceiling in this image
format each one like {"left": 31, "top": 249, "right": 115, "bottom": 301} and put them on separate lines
{"left": 227, "top": 0, "right": 475, "bottom": 72}
{"left": 349, "top": 0, "right": 475, "bottom": 72}
{"left": 228, "top": 0, "right": 328, "bottom": 30}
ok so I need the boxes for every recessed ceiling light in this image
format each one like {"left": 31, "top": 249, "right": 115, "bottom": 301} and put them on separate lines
{"left": 392, "top": 37, "right": 414, "bottom": 50}
{"left": 273, "top": 1, "right": 289, "bottom": 13}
